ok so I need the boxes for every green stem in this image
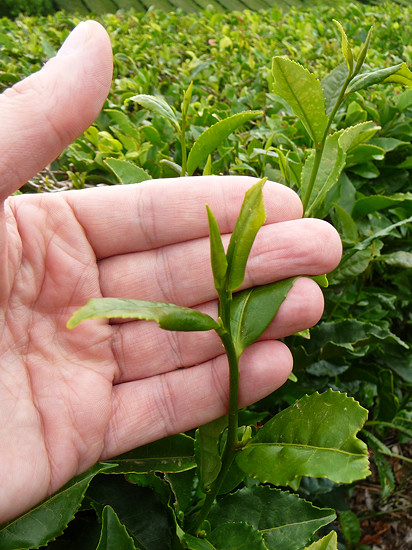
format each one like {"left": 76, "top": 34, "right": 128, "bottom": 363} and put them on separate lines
{"left": 191, "top": 329, "right": 240, "bottom": 534}
{"left": 180, "top": 126, "right": 187, "bottom": 177}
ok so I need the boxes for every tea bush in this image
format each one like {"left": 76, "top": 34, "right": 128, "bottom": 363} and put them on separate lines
{"left": 0, "top": 2, "right": 410, "bottom": 549}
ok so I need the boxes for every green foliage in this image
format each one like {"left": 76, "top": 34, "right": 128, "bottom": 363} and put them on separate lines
{"left": 1, "top": 3, "right": 411, "bottom": 549}
{"left": 0, "top": 0, "right": 53, "bottom": 18}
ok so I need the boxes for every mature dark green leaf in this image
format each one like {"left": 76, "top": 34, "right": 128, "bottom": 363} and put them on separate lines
{"left": 87, "top": 475, "right": 179, "bottom": 550}
{"left": 183, "top": 533, "right": 216, "bottom": 549}
{"left": 67, "top": 298, "right": 219, "bottom": 332}
{"left": 209, "top": 522, "right": 266, "bottom": 550}
{"left": 105, "top": 434, "right": 196, "bottom": 474}
{"left": 272, "top": 57, "right": 328, "bottom": 146}
{"left": 128, "top": 94, "right": 180, "bottom": 130}
{"left": 0, "top": 463, "right": 115, "bottom": 550}
{"left": 304, "top": 531, "right": 338, "bottom": 550}
{"left": 339, "top": 510, "right": 361, "bottom": 546}
{"left": 104, "top": 158, "right": 152, "bottom": 184}
{"left": 230, "top": 278, "right": 297, "bottom": 357}
{"left": 105, "top": 108, "right": 140, "bottom": 139}
{"left": 165, "top": 469, "right": 197, "bottom": 514}
{"left": 96, "top": 506, "right": 136, "bottom": 550}
{"left": 186, "top": 111, "right": 262, "bottom": 175}
{"left": 226, "top": 178, "right": 266, "bottom": 291}
{"left": 352, "top": 192, "right": 412, "bottom": 218}
{"left": 206, "top": 206, "right": 227, "bottom": 292}
{"left": 236, "top": 390, "right": 370, "bottom": 486}
{"left": 195, "top": 416, "right": 228, "bottom": 492}
{"left": 321, "top": 63, "right": 349, "bottom": 116}
{"left": 208, "top": 486, "right": 336, "bottom": 550}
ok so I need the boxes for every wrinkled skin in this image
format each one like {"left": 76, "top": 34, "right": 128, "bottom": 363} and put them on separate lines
{"left": 0, "top": 21, "right": 342, "bottom": 523}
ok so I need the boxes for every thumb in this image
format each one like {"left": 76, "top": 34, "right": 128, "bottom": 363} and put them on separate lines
{"left": 0, "top": 20, "right": 113, "bottom": 202}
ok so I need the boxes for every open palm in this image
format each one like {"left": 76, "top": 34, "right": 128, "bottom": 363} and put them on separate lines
{"left": 0, "top": 22, "right": 341, "bottom": 523}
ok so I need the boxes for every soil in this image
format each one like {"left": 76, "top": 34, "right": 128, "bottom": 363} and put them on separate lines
{"left": 350, "top": 438, "right": 412, "bottom": 550}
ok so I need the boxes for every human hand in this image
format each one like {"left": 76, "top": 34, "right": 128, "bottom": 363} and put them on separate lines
{"left": 0, "top": 22, "right": 342, "bottom": 523}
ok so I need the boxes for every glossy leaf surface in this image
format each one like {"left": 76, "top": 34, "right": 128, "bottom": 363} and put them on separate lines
{"left": 209, "top": 522, "right": 266, "bottom": 550}
{"left": 67, "top": 298, "right": 219, "bottom": 332}
{"left": 348, "top": 62, "right": 412, "bottom": 94}
{"left": 105, "top": 434, "right": 196, "bottom": 474}
{"left": 0, "top": 463, "right": 114, "bottom": 550}
{"left": 104, "top": 158, "right": 152, "bottom": 184}
{"left": 236, "top": 390, "right": 370, "bottom": 486}
{"left": 96, "top": 506, "right": 136, "bottom": 550}
{"left": 272, "top": 57, "right": 328, "bottom": 146}
{"left": 128, "top": 94, "right": 180, "bottom": 130}
{"left": 226, "top": 178, "right": 266, "bottom": 291}
{"left": 231, "top": 278, "right": 297, "bottom": 356}
{"left": 186, "top": 111, "right": 262, "bottom": 175}
{"left": 208, "top": 485, "right": 336, "bottom": 550}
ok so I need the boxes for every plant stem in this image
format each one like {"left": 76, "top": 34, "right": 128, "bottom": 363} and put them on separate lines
{"left": 191, "top": 329, "right": 240, "bottom": 534}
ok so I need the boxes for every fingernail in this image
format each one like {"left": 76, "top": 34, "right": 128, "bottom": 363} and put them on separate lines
{"left": 57, "top": 21, "right": 90, "bottom": 57}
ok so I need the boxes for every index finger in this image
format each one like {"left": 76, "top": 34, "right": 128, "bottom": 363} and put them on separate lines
{"left": 64, "top": 176, "right": 303, "bottom": 259}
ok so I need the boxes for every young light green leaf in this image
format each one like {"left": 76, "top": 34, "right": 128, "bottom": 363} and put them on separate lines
{"left": 338, "top": 121, "right": 379, "bottom": 153}
{"left": 128, "top": 94, "right": 180, "bottom": 130}
{"left": 195, "top": 416, "right": 228, "bottom": 492}
{"left": 347, "top": 63, "right": 412, "bottom": 94}
{"left": 310, "top": 274, "right": 329, "bottom": 288}
{"left": 272, "top": 57, "right": 328, "bottom": 146}
{"left": 186, "top": 111, "right": 262, "bottom": 175}
{"left": 304, "top": 531, "right": 338, "bottom": 550}
{"left": 0, "top": 463, "right": 115, "bottom": 550}
{"left": 236, "top": 390, "right": 370, "bottom": 486}
{"left": 226, "top": 178, "right": 266, "bottom": 291}
{"left": 206, "top": 206, "right": 228, "bottom": 292}
{"left": 104, "top": 158, "right": 152, "bottom": 184}
{"left": 105, "top": 108, "right": 140, "bottom": 139}
{"left": 67, "top": 298, "right": 219, "bottom": 332}
{"left": 203, "top": 154, "right": 213, "bottom": 176}
{"left": 104, "top": 434, "right": 196, "bottom": 474}
{"left": 231, "top": 278, "right": 298, "bottom": 357}
{"left": 353, "top": 26, "right": 373, "bottom": 76}
{"left": 208, "top": 485, "right": 336, "bottom": 550}
{"left": 332, "top": 20, "right": 353, "bottom": 75}
{"left": 301, "top": 133, "right": 346, "bottom": 217}
{"left": 182, "top": 80, "right": 193, "bottom": 120}
{"left": 96, "top": 506, "right": 137, "bottom": 550}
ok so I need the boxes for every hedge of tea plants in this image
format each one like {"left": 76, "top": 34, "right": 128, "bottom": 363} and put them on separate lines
{"left": 0, "top": 2, "right": 411, "bottom": 549}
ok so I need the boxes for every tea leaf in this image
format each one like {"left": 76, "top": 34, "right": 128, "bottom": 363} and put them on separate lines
{"left": 352, "top": 192, "right": 412, "bottom": 218}
{"left": 226, "top": 178, "right": 266, "bottom": 291}
{"left": 206, "top": 206, "right": 228, "bottom": 292}
{"left": 209, "top": 522, "right": 266, "bottom": 550}
{"left": 231, "top": 278, "right": 298, "bottom": 357}
{"left": 104, "top": 434, "right": 196, "bottom": 474}
{"left": 304, "top": 531, "right": 338, "bottom": 550}
{"left": 338, "top": 121, "right": 379, "bottom": 153}
{"left": 272, "top": 57, "right": 328, "bottom": 146}
{"left": 183, "top": 533, "right": 216, "bottom": 549}
{"left": 333, "top": 20, "right": 353, "bottom": 75}
{"left": 128, "top": 94, "right": 180, "bottom": 130}
{"left": 96, "top": 506, "right": 136, "bottom": 550}
{"left": 236, "top": 390, "right": 370, "bottom": 486}
{"left": 208, "top": 485, "right": 336, "bottom": 550}
{"left": 339, "top": 510, "right": 361, "bottom": 546}
{"left": 353, "top": 26, "right": 373, "bottom": 76}
{"left": 103, "top": 158, "right": 152, "bottom": 184}
{"left": 321, "top": 63, "right": 349, "bottom": 116}
{"left": 302, "top": 133, "right": 346, "bottom": 217}
{"left": 0, "top": 463, "right": 115, "bottom": 550}
{"left": 195, "top": 416, "right": 228, "bottom": 492}
{"left": 67, "top": 298, "right": 219, "bottom": 332}
{"left": 186, "top": 111, "right": 262, "bottom": 175}
{"left": 347, "top": 63, "right": 412, "bottom": 94}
